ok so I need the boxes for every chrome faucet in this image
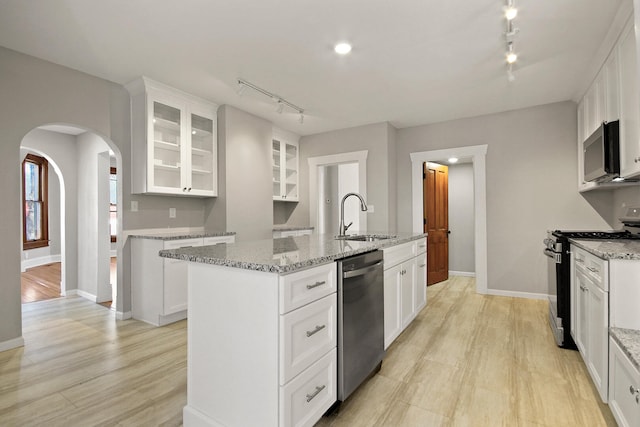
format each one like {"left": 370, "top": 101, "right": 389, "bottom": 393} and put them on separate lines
{"left": 338, "top": 192, "right": 368, "bottom": 237}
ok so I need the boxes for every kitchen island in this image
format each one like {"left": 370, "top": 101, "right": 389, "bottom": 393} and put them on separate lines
{"left": 159, "top": 232, "right": 426, "bottom": 427}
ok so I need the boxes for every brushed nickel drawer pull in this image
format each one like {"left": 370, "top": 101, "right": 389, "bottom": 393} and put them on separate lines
{"left": 419, "top": 263, "right": 426, "bottom": 268}
{"left": 306, "top": 281, "right": 326, "bottom": 290}
{"left": 587, "top": 266, "right": 599, "bottom": 273}
{"left": 306, "top": 324, "right": 326, "bottom": 337}
{"left": 306, "top": 385, "right": 326, "bottom": 402}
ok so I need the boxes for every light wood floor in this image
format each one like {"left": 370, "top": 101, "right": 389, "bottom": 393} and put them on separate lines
{"left": 1, "top": 276, "right": 615, "bottom": 426}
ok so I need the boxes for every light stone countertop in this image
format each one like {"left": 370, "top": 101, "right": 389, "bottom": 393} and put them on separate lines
{"left": 610, "top": 328, "right": 640, "bottom": 370}
{"left": 129, "top": 231, "right": 236, "bottom": 241}
{"left": 569, "top": 239, "right": 640, "bottom": 260}
{"left": 159, "top": 232, "right": 427, "bottom": 273}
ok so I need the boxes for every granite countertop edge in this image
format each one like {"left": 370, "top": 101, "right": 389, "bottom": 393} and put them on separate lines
{"left": 610, "top": 327, "right": 640, "bottom": 370}
{"left": 129, "top": 231, "right": 236, "bottom": 240}
{"left": 159, "top": 233, "right": 426, "bottom": 274}
{"left": 272, "top": 226, "right": 315, "bottom": 232}
{"left": 569, "top": 238, "right": 640, "bottom": 260}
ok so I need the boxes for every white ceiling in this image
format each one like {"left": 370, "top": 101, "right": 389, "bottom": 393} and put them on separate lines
{"left": 0, "top": 0, "right": 630, "bottom": 136}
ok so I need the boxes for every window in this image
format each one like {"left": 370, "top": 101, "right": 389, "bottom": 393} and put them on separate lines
{"left": 22, "top": 153, "right": 49, "bottom": 250}
{"left": 110, "top": 167, "right": 117, "bottom": 242}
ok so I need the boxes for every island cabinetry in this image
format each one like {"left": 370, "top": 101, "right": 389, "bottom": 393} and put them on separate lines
{"left": 183, "top": 262, "right": 337, "bottom": 427}
{"left": 382, "top": 238, "right": 427, "bottom": 349}
{"left": 126, "top": 77, "right": 218, "bottom": 197}
{"left": 609, "top": 336, "right": 640, "bottom": 427}
{"left": 571, "top": 244, "right": 609, "bottom": 402}
{"left": 131, "top": 235, "right": 234, "bottom": 326}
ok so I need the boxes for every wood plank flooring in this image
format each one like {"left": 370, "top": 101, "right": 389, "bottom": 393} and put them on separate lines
{"left": 21, "top": 262, "right": 62, "bottom": 303}
{"left": 1, "top": 276, "right": 615, "bottom": 426}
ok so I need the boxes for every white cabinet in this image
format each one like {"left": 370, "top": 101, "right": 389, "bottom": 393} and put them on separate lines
{"left": 131, "top": 234, "right": 234, "bottom": 326}
{"left": 273, "top": 136, "right": 299, "bottom": 202}
{"left": 571, "top": 245, "right": 609, "bottom": 402}
{"left": 382, "top": 238, "right": 427, "bottom": 349}
{"left": 184, "top": 261, "right": 337, "bottom": 427}
{"left": 273, "top": 228, "right": 313, "bottom": 238}
{"left": 609, "top": 337, "right": 640, "bottom": 427}
{"left": 127, "top": 77, "right": 218, "bottom": 197}
{"left": 618, "top": 21, "right": 640, "bottom": 179}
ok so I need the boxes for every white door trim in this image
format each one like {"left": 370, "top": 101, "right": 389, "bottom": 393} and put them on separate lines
{"left": 308, "top": 150, "right": 368, "bottom": 233}
{"left": 410, "top": 144, "right": 488, "bottom": 294}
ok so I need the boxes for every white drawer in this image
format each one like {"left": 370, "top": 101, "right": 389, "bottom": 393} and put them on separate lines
{"left": 280, "top": 294, "right": 337, "bottom": 385}
{"left": 279, "top": 263, "right": 337, "bottom": 314}
{"left": 383, "top": 240, "right": 417, "bottom": 269}
{"left": 416, "top": 237, "right": 427, "bottom": 255}
{"left": 575, "top": 247, "right": 607, "bottom": 290}
{"left": 280, "top": 348, "right": 337, "bottom": 427}
{"left": 202, "top": 235, "right": 235, "bottom": 246}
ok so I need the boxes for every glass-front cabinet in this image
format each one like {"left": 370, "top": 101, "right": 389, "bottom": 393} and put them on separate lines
{"left": 127, "top": 77, "right": 218, "bottom": 197}
{"left": 272, "top": 131, "right": 299, "bottom": 202}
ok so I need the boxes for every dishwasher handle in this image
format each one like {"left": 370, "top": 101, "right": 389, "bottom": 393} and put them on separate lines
{"left": 343, "top": 261, "right": 383, "bottom": 279}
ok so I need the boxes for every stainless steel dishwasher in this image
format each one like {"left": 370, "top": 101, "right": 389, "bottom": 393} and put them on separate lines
{"left": 337, "top": 250, "right": 385, "bottom": 401}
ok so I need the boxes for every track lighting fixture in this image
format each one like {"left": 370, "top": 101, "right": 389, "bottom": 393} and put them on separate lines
{"left": 503, "top": 0, "right": 519, "bottom": 82}
{"left": 236, "top": 78, "right": 305, "bottom": 124}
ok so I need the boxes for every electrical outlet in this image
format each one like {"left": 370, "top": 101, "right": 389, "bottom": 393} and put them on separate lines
{"left": 169, "top": 208, "right": 176, "bottom": 218}
{"left": 131, "top": 200, "right": 138, "bottom": 212}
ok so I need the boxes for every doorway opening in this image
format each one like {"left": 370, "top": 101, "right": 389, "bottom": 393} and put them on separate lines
{"left": 308, "top": 150, "right": 368, "bottom": 234}
{"left": 19, "top": 124, "right": 123, "bottom": 310}
{"left": 410, "top": 144, "right": 488, "bottom": 294}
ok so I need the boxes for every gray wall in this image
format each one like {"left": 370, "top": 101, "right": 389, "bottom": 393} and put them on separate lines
{"left": 289, "top": 122, "right": 397, "bottom": 232}
{"left": 205, "top": 105, "right": 273, "bottom": 241}
{"left": 448, "top": 163, "right": 475, "bottom": 274}
{"left": 396, "top": 101, "right": 613, "bottom": 295}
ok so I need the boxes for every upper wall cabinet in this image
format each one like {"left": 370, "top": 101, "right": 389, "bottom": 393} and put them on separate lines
{"left": 619, "top": 22, "right": 640, "bottom": 179}
{"left": 272, "top": 128, "right": 299, "bottom": 202}
{"left": 126, "top": 77, "right": 218, "bottom": 197}
{"left": 577, "top": 15, "right": 640, "bottom": 190}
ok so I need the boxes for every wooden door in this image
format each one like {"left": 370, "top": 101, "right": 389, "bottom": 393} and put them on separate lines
{"left": 423, "top": 162, "right": 449, "bottom": 285}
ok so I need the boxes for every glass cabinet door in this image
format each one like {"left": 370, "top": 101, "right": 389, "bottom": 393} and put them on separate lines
{"left": 152, "top": 101, "right": 183, "bottom": 191}
{"left": 284, "top": 142, "right": 298, "bottom": 200}
{"left": 189, "top": 113, "right": 215, "bottom": 193}
{"left": 273, "top": 140, "right": 282, "bottom": 198}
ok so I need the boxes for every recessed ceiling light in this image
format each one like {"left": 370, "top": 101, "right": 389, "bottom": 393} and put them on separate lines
{"left": 448, "top": 157, "right": 459, "bottom": 164}
{"left": 334, "top": 42, "right": 352, "bottom": 55}
{"left": 506, "top": 52, "right": 518, "bottom": 64}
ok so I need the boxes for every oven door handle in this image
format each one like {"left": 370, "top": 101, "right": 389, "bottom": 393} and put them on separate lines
{"left": 544, "top": 248, "right": 561, "bottom": 264}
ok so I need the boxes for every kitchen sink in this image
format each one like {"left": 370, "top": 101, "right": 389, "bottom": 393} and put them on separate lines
{"left": 337, "top": 234, "right": 397, "bottom": 241}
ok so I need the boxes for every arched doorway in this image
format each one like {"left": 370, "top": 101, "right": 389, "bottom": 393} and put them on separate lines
{"left": 20, "top": 124, "right": 123, "bottom": 308}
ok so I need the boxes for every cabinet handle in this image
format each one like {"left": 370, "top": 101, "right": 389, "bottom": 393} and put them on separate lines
{"left": 306, "top": 324, "right": 326, "bottom": 337}
{"left": 576, "top": 258, "right": 584, "bottom": 264}
{"left": 579, "top": 285, "right": 588, "bottom": 292}
{"left": 587, "top": 266, "right": 599, "bottom": 273}
{"left": 419, "top": 244, "right": 426, "bottom": 248}
{"left": 183, "top": 187, "right": 187, "bottom": 192}
{"left": 306, "top": 385, "right": 326, "bottom": 402}
{"left": 630, "top": 385, "right": 639, "bottom": 395}
{"left": 635, "top": 156, "right": 640, "bottom": 163}
{"left": 306, "top": 281, "right": 326, "bottom": 290}
{"left": 419, "top": 263, "right": 426, "bottom": 268}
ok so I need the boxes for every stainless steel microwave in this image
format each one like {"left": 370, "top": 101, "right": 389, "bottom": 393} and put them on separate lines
{"left": 583, "top": 120, "right": 620, "bottom": 182}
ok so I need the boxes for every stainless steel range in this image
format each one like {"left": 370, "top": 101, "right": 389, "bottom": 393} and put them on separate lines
{"left": 544, "top": 206, "right": 640, "bottom": 349}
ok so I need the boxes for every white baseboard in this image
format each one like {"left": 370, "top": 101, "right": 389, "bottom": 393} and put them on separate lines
{"left": 0, "top": 336, "right": 25, "bottom": 352}
{"left": 486, "top": 289, "right": 549, "bottom": 300}
{"left": 449, "top": 271, "right": 475, "bottom": 277}
{"left": 116, "top": 311, "right": 132, "bottom": 320}
{"left": 21, "top": 254, "right": 61, "bottom": 272}
{"left": 76, "top": 289, "right": 97, "bottom": 302}
{"left": 62, "top": 289, "right": 78, "bottom": 297}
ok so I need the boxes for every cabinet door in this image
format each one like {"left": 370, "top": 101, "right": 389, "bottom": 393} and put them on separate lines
{"left": 604, "top": 50, "right": 620, "bottom": 122}
{"left": 149, "top": 94, "right": 187, "bottom": 194}
{"left": 587, "top": 281, "right": 609, "bottom": 402}
{"left": 618, "top": 22, "right": 640, "bottom": 178}
{"left": 575, "top": 269, "right": 589, "bottom": 357}
{"left": 414, "top": 252, "right": 427, "bottom": 313}
{"left": 188, "top": 106, "right": 217, "bottom": 196}
{"left": 609, "top": 339, "right": 640, "bottom": 427}
{"left": 163, "top": 238, "right": 203, "bottom": 314}
{"left": 383, "top": 263, "right": 402, "bottom": 349}
{"left": 401, "top": 258, "right": 417, "bottom": 328}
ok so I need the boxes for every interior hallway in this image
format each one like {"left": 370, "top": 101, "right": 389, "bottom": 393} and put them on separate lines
{"left": 21, "top": 258, "right": 117, "bottom": 306}
{"left": 1, "top": 277, "right": 615, "bottom": 426}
